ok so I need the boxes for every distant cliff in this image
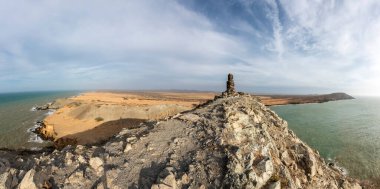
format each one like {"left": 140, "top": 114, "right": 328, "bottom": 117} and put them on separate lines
{"left": 321, "top": 92, "right": 355, "bottom": 101}
{"left": 260, "top": 92, "right": 355, "bottom": 106}
{"left": 0, "top": 94, "right": 363, "bottom": 189}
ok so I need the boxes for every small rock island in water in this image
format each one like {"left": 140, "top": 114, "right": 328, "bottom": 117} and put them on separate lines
{"left": 0, "top": 74, "right": 365, "bottom": 188}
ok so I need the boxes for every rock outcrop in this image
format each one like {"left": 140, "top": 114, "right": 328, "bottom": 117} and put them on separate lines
{"left": 0, "top": 94, "right": 363, "bottom": 188}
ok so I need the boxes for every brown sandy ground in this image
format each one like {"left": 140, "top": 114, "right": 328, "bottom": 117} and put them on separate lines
{"left": 41, "top": 91, "right": 217, "bottom": 143}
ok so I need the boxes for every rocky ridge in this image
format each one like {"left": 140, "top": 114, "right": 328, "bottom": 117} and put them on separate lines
{"left": 0, "top": 92, "right": 363, "bottom": 188}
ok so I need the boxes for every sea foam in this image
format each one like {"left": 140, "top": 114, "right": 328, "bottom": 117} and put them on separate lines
{"left": 28, "top": 133, "right": 44, "bottom": 143}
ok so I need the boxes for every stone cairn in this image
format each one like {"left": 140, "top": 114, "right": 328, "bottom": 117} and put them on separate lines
{"left": 226, "top": 73, "right": 236, "bottom": 95}
{"left": 221, "top": 73, "right": 240, "bottom": 97}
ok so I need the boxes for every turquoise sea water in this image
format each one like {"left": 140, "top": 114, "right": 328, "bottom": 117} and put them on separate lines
{"left": 271, "top": 98, "right": 380, "bottom": 181}
{"left": 0, "top": 91, "right": 79, "bottom": 150}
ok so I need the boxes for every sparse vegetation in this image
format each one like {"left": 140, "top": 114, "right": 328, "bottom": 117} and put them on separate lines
{"left": 67, "top": 102, "right": 81, "bottom": 108}
{"left": 95, "top": 117, "right": 104, "bottom": 122}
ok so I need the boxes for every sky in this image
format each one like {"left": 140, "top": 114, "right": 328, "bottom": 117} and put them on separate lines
{"left": 1, "top": 0, "right": 380, "bottom": 95}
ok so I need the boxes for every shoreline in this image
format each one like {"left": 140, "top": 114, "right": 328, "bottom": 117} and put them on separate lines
{"left": 31, "top": 91, "right": 355, "bottom": 146}
{"left": 33, "top": 91, "right": 217, "bottom": 145}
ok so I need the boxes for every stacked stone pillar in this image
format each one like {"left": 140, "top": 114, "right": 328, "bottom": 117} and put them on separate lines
{"left": 226, "top": 73, "right": 236, "bottom": 95}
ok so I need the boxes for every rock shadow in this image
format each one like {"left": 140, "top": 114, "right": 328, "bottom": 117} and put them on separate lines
{"left": 57, "top": 118, "right": 146, "bottom": 146}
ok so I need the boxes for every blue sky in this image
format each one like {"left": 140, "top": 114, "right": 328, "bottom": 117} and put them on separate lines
{"left": 0, "top": 0, "right": 380, "bottom": 95}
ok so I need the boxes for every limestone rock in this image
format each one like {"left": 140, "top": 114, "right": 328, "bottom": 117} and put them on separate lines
{"left": 124, "top": 144, "right": 132, "bottom": 153}
{"left": 268, "top": 181, "right": 281, "bottom": 189}
{"left": 78, "top": 155, "right": 86, "bottom": 164}
{"left": 126, "top": 136, "right": 137, "bottom": 143}
{"left": 0, "top": 172, "right": 10, "bottom": 189}
{"left": 281, "top": 150, "right": 293, "bottom": 166}
{"left": 0, "top": 159, "right": 10, "bottom": 173}
{"left": 89, "top": 157, "right": 104, "bottom": 175}
{"left": 105, "top": 141, "right": 124, "bottom": 155}
{"left": 64, "top": 152, "right": 73, "bottom": 166}
{"left": 342, "top": 180, "right": 362, "bottom": 189}
{"left": 152, "top": 168, "right": 177, "bottom": 189}
{"left": 18, "top": 169, "right": 37, "bottom": 189}
{"left": 152, "top": 177, "right": 177, "bottom": 189}
{"left": 106, "top": 169, "right": 121, "bottom": 189}
{"left": 178, "top": 113, "right": 200, "bottom": 122}
{"left": 63, "top": 170, "right": 91, "bottom": 188}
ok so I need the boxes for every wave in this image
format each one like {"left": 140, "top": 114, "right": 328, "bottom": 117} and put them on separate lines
{"left": 27, "top": 123, "right": 40, "bottom": 133}
{"left": 30, "top": 106, "right": 37, "bottom": 111}
{"left": 27, "top": 122, "right": 45, "bottom": 144}
{"left": 327, "top": 157, "right": 349, "bottom": 176}
{"left": 28, "top": 133, "right": 44, "bottom": 143}
{"left": 45, "top": 109, "right": 55, "bottom": 116}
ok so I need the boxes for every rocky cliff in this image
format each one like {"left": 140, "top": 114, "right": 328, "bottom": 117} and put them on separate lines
{"left": 0, "top": 93, "right": 363, "bottom": 189}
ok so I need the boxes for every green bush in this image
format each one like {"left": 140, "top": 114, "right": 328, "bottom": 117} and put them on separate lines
{"left": 95, "top": 117, "right": 104, "bottom": 122}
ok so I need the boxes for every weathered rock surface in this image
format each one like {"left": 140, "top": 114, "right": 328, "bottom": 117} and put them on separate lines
{"left": 0, "top": 95, "right": 363, "bottom": 188}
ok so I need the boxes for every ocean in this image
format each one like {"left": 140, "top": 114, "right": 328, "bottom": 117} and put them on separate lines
{"left": 0, "top": 91, "right": 79, "bottom": 150}
{"left": 271, "top": 97, "right": 380, "bottom": 182}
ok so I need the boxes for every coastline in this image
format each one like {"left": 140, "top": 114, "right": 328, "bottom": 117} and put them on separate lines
{"left": 0, "top": 91, "right": 80, "bottom": 150}
{"left": 34, "top": 91, "right": 216, "bottom": 145}
{"left": 32, "top": 91, "right": 355, "bottom": 146}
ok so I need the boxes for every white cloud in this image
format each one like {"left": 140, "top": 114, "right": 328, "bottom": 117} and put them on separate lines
{"left": 265, "top": 0, "right": 285, "bottom": 58}
{"left": 1, "top": 0, "right": 380, "bottom": 95}
{"left": 278, "top": 0, "right": 380, "bottom": 95}
{"left": 0, "top": 0, "right": 247, "bottom": 92}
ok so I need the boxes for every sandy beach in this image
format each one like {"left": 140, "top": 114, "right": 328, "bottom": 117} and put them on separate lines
{"left": 40, "top": 91, "right": 216, "bottom": 143}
